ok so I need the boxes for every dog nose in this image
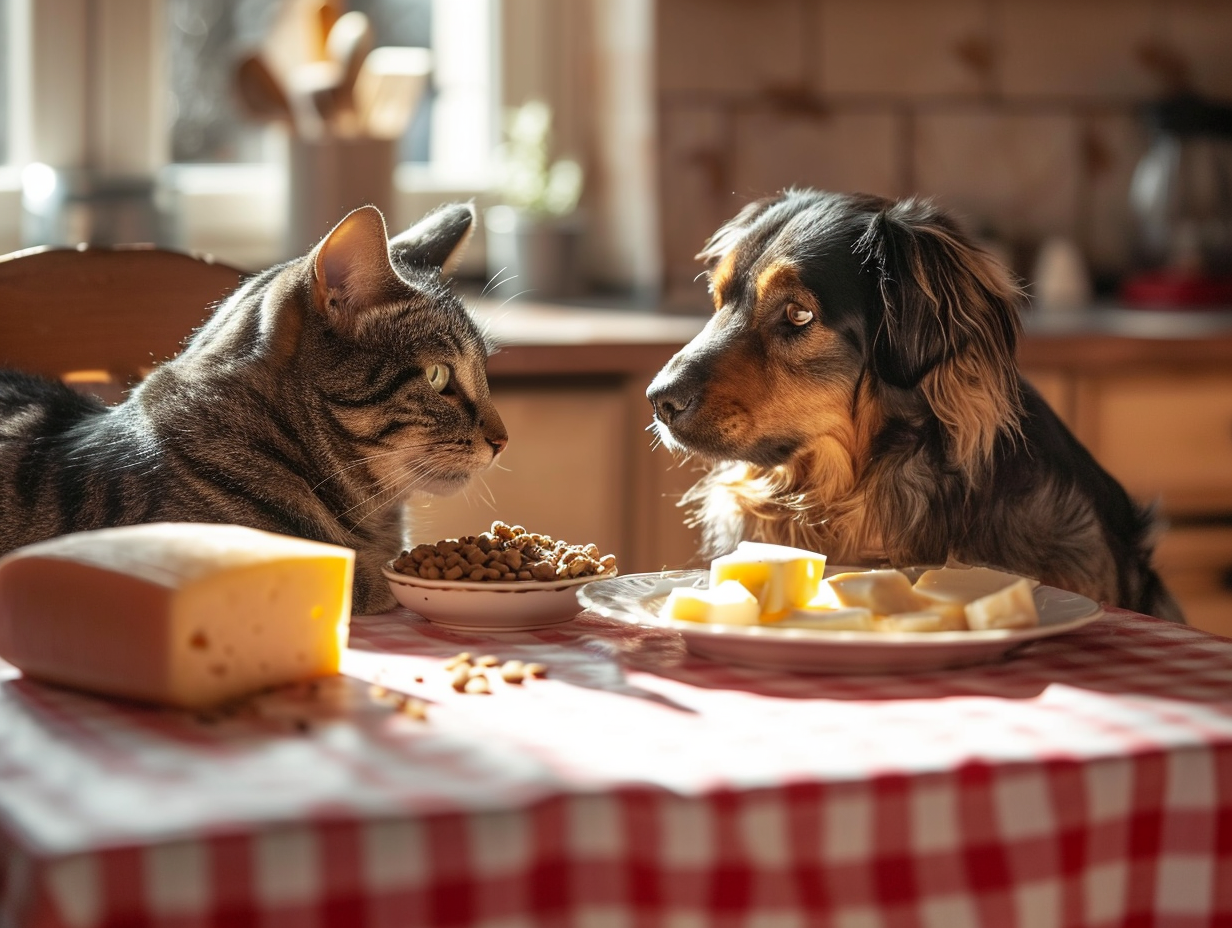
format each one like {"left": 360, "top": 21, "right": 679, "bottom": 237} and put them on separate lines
{"left": 647, "top": 384, "right": 693, "bottom": 425}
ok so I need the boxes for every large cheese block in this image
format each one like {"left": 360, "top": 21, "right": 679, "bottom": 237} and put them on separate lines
{"left": 710, "top": 542, "right": 827, "bottom": 621}
{"left": 0, "top": 523, "right": 354, "bottom": 709}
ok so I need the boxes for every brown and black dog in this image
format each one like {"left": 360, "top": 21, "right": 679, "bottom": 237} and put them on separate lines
{"left": 647, "top": 188, "right": 1183, "bottom": 621}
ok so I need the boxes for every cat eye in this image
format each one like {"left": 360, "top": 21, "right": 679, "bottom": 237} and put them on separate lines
{"left": 785, "top": 301, "right": 814, "bottom": 326}
{"left": 425, "top": 364, "right": 451, "bottom": 393}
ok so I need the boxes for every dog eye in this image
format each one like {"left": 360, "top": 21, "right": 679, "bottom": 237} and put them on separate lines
{"left": 425, "top": 364, "right": 451, "bottom": 393}
{"left": 785, "top": 302, "right": 814, "bottom": 326}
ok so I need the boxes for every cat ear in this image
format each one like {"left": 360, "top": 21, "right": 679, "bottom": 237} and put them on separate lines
{"left": 389, "top": 202, "right": 476, "bottom": 276}
{"left": 311, "top": 205, "right": 404, "bottom": 319}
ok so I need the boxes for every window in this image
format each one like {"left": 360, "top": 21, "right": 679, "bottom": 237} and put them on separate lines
{"left": 1, "top": 0, "right": 497, "bottom": 270}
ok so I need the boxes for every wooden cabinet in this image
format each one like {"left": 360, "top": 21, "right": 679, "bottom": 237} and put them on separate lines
{"left": 1152, "top": 526, "right": 1232, "bottom": 639}
{"left": 1076, "top": 373, "right": 1232, "bottom": 515}
{"left": 1022, "top": 354, "right": 1232, "bottom": 638}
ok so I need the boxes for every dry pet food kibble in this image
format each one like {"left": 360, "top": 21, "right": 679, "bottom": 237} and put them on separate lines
{"left": 391, "top": 522, "right": 618, "bottom": 583}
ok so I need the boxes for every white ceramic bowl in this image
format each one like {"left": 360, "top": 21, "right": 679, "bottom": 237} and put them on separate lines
{"left": 383, "top": 562, "right": 611, "bottom": 632}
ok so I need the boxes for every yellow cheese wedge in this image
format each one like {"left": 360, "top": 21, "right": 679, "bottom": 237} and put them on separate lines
{"left": 709, "top": 542, "right": 828, "bottom": 621}
{"left": 777, "top": 607, "right": 875, "bottom": 631}
{"left": 827, "top": 569, "right": 923, "bottom": 615}
{"left": 965, "top": 577, "right": 1040, "bottom": 630}
{"left": 0, "top": 523, "right": 354, "bottom": 709}
{"left": 872, "top": 609, "right": 968, "bottom": 632}
{"left": 663, "top": 579, "right": 760, "bottom": 625}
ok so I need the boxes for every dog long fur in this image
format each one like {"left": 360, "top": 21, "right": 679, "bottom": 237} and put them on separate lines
{"left": 647, "top": 189, "right": 1183, "bottom": 622}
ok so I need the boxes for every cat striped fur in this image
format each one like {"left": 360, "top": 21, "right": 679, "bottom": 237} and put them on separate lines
{"left": 0, "top": 203, "right": 507, "bottom": 614}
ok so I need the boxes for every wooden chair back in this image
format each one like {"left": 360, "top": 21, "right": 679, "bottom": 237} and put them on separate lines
{"left": 0, "top": 245, "right": 246, "bottom": 394}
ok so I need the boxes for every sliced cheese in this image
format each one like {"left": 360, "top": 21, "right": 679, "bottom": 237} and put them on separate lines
{"left": 913, "top": 565, "right": 1033, "bottom": 606}
{"left": 777, "top": 606, "right": 875, "bottom": 631}
{"left": 709, "top": 542, "right": 828, "bottom": 621}
{"left": 0, "top": 523, "right": 354, "bottom": 709}
{"left": 663, "top": 580, "right": 760, "bottom": 625}
{"left": 965, "top": 577, "right": 1040, "bottom": 630}
{"left": 827, "top": 569, "right": 923, "bottom": 615}
{"left": 872, "top": 609, "right": 968, "bottom": 633}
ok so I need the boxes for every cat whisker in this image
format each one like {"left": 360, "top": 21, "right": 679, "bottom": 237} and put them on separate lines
{"left": 495, "top": 289, "right": 535, "bottom": 311}
{"left": 486, "top": 270, "right": 519, "bottom": 295}
{"left": 473, "top": 475, "right": 498, "bottom": 511}
{"left": 480, "top": 267, "right": 510, "bottom": 297}
{"left": 310, "top": 441, "right": 451, "bottom": 491}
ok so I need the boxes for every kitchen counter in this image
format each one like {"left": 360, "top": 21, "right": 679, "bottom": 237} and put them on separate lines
{"left": 473, "top": 296, "right": 1232, "bottom": 375}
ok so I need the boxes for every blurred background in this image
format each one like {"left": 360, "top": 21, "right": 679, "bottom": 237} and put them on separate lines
{"left": 0, "top": 0, "right": 1228, "bottom": 305}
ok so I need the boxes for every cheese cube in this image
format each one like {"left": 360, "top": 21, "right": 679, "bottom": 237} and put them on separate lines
{"left": 777, "top": 607, "right": 875, "bottom": 631}
{"left": 913, "top": 566, "right": 1032, "bottom": 606}
{"left": 663, "top": 580, "right": 761, "bottom": 625}
{"left": 872, "top": 609, "right": 968, "bottom": 633}
{"left": 827, "top": 569, "right": 923, "bottom": 615}
{"left": 965, "top": 578, "right": 1040, "bottom": 630}
{"left": 0, "top": 523, "right": 354, "bottom": 709}
{"left": 709, "top": 542, "right": 827, "bottom": 621}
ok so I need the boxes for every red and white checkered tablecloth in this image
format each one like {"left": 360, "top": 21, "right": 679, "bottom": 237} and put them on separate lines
{"left": 1, "top": 606, "right": 1230, "bottom": 927}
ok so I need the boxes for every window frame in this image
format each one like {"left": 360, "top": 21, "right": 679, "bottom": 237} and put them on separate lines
{"left": 0, "top": 0, "right": 503, "bottom": 271}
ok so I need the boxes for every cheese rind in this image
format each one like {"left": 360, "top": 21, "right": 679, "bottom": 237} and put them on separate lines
{"left": 663, "top": 580, "right": 760, "bottom": 625}
{"left": 0, "top": 523, "right": 355, "bottom": 709}
{"left": 709, "top": 542, "right": 827, "bottom": 621}
{"left": 827, "top": 569, "right": 923, "bottom": 615}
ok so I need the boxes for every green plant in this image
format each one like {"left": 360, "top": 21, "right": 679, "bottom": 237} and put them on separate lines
{"left": 494, "top": 100, "right": 583, "bottom": 218}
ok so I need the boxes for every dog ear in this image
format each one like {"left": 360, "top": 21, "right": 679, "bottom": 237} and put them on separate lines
{"left": 855, "top": 198, "right": 1024, "bottom": 472}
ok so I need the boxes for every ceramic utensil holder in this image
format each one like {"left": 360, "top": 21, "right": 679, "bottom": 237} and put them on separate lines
{"left": 286, "top": 136, "right": 396, "bottom": 258}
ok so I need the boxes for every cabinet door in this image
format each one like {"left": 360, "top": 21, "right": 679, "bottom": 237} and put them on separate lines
{"left": 1078, "top": 373, "right": 1232, "bottom": 514}
{"left": 1022, "top": 368, "right": 1074, "bottom": 427}
{"left": 1153, "top": 525, "right": 1232, "bottom": 639}
{"left": 409, "top": 385, "right": 629, "bottom": 566}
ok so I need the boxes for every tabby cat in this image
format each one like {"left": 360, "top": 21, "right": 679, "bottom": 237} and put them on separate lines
{"left": 0, "top": 203, "right": 508, "bottom": 614}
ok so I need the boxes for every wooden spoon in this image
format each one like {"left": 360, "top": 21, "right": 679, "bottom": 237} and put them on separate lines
{"left": 354, "top": 46, "right": 433, "bottom": 140}
{"left": 234, "top": 53, "right": 293, "bottom": 126}
{"left": 325, "top": 11, "right": 373, "bottom": 135}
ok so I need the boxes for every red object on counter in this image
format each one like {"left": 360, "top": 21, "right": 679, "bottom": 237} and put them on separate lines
{"left": 1121, "top": 269, "right": 1232, "bottom": 307}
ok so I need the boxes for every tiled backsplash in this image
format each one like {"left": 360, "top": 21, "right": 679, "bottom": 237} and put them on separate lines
{"left": 655, "top": 0, "right": 1232, "bottom": 310}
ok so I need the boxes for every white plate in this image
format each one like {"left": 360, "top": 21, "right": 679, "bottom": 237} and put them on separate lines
{"left": 576, "top": 569, "right": 1106, "bottom": 673}
{"left": 383, "top": 563, "right": 608, "bottom": 632}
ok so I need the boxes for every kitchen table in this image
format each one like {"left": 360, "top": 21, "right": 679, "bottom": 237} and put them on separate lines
{"left": 1, "top": 604, "right": 1230, "bottom": 928}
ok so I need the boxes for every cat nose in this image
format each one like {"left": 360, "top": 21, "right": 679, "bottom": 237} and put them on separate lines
{"left": 486, "top": 432, "right": 508, "bottom": 456}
